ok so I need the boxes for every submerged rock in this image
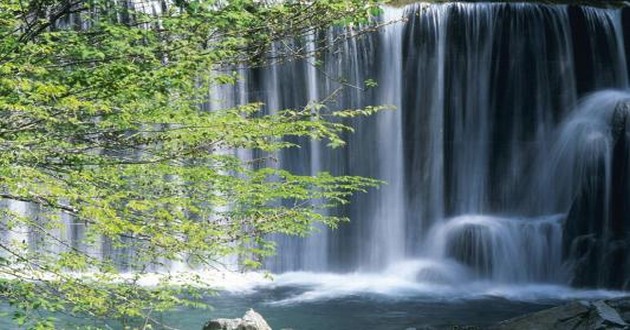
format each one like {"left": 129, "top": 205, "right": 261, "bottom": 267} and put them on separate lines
{"left": 494, "top": 297, "right": 630, "bottom": 330}
{"left": 203, "top": 309, "right": 272, "bottom": 330}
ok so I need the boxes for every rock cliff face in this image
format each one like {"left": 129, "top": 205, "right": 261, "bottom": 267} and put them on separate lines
{"left": 204, "top": 309, "right": 272, "bottom": 330}
{"left": 563, "top": 103, "right": 630, "bottom": 290}
{"left": 494, "top": 297, "right": 630, "bottom": 330}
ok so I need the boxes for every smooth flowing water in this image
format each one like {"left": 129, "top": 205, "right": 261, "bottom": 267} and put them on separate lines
{"left": 258, "top": 2, "right": 630, "bottom": 284}
{"left": 3, "top": 2, "right": 630, "bottom": 328}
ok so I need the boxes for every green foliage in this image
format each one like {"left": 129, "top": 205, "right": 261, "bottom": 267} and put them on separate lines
{"left": 0, "top": 0, "right": 383, "bottom": 328}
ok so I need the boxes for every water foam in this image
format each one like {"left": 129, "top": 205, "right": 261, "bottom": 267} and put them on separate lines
{"left": 260, "top": 260, "right": 626, "bottom": 305}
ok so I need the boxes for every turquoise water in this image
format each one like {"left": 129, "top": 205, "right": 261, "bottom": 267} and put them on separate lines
{"left": 157, "top": 290, "right": 557, "bottom": 330}
{"left": 3, "top": 280, "right": 624, "bottom": 330}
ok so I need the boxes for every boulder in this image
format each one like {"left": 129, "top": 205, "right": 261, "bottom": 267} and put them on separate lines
{"left": 204, "top": 309, "right": 271, "bottom": 330}
{"left": 493, "top": 297, "right": 630, "bottom": 330}
{"left": 445, "top": 223, "right": 493, "bottom": 277}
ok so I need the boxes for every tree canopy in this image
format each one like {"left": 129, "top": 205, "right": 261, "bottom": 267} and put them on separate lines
{"left": 0, "top": 0, "right": 383, "bottom": 328}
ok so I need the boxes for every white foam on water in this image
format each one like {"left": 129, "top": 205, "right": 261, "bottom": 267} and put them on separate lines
{"left": 5, "top": 259, "right": 624, "bottom": 306}
{"left": 262, "top": 279, "right": 626, "bottom": 306}
{"left": 126, "top": 270, "right": 271, "bottom": 293}
{"left": 253, "top": 259, "right": 627, "bottom": 305}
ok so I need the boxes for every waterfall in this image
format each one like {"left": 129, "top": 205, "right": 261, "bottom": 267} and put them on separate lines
{"left": 303, "top": 32, "right": 329, "bottom": 272}
{"left": 258, "top": 2, "right": 630, "bottom": 289}
{"left": 426, "top": 214, "right": 564, "bottom": 283}
{"left": 4, "top": 2, "right": 630, "bottom": 290}
{"left": 366, "top": 7, "right": 406, "bottom": 269}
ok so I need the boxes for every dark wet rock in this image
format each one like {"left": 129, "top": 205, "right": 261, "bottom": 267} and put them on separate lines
{"left": 608, "top": 297, "right": 630, "bottom": 322}
{"left": 563, "top": 102, "right": 630, "bottom": 290}
{"left": 494, "top": 297, "right": 630, "bottom": 330}
{"left": 445, "top": 223, "right": 493, "bottom": 277}
{"left": 612, "top": 104, "right": 630, "bottom": 137}
{"left": 593, "top": 300, "right": 628, "bottom": 327}
{"left": 203, "top": 309, "right": 272, "bottom": 330}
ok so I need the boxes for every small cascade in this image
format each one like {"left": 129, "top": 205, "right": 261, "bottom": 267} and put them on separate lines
{"left": 546, "top": 91, "right": 630, "bottom": 289}
{"left": 426, "top": 215, "right": 564, "bottom": 283}
{"left": 530, "top": 91, "right": 630, "bottom": 214}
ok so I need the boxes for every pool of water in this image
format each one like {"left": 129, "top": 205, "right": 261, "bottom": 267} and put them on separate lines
{"left": 1, "top": 270, "right": 626, "bottom": 329}
{"left": 153, "top": 280, "right": 623, "bottom": 330}
{"left": 160, "top": 290, "right": 557, "bottom": 330}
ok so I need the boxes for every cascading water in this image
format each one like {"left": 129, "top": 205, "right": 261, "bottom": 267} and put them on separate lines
{"left": 3, "top": 2, "right": 630, "bottom": 293}
{"left": 426, "top": 214, "right": 564, "bottom": 283}
{"left": 257, "top": 2, "right": 630, "bottom": 290}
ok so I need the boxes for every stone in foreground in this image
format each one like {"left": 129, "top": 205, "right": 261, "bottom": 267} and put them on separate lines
{"left": 493, "top": 297, "right": 630, "bottom": 329}
{"left": 204, "top": 309, "right": 271, "bottom": 330}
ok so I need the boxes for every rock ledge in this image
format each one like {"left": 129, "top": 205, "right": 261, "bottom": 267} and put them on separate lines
{"left": 493, "top": 297, "right": 630, "bottom": 329}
